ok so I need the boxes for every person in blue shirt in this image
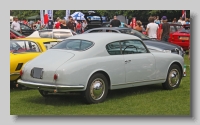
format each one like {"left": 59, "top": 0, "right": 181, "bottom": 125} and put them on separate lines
{"left": 154, "top": 16, "right": 160, "bottom": 25}
{"left": 119, "top": 22, "right": 125, "bottom": 27}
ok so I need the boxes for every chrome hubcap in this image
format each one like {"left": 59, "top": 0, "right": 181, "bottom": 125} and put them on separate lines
{"left": 90, "top": 78, "right": 105, "bottom": 100}
{"left": 168, "top": 69, "right": 180, "bottom": 87}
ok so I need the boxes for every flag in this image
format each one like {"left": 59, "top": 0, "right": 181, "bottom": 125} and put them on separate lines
{"left": 66, "top": 10, "right": 70, "bottom": 19}
{"left": 40, "top": 10, "right": 44, "bottom": 25}
{"left": 47, "top": 10, "right": 53, "bottom": 20}
{"left": 44, "top": 10, "right": 49, "bottom": 24}
{"left": 182, "top": 10, "right": 186, "bottom": 19}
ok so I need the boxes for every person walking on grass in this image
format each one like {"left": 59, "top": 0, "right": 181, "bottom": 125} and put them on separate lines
{"left": 160, "top": 16, "right": 170, "bottom": 42}
{"left": 146, "top": 17, "right": 159, "bottom": 40}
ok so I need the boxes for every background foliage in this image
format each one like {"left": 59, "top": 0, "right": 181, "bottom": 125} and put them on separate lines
{"left": 10, "top": 10, "right": 190, "bottom": 23}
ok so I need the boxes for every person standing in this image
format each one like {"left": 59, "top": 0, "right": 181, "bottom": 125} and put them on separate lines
{"left": 54, "top": 19, "right": 61, "bottom": 29}
{"left": 82, "top": 20, "right": 87, "bottom": 32}
{"left": 181, "top": 17, "right": 186, "bottom": 25}
{"left": 146, "top": 17, "right": 159, "bottom": 40}
{"left": 11, "top": 16, "right": 21, "bottom": 33}
{"left": 47, "top": 17, "right": 54, "bottom": 29}
{"left": 160, "top": 16, "right": 170, "bottom": 42}
{"left": 154, "top": 16, "right": 160, "bottom": 25}
{"left": 110, "top": 16, "right": 121, "bottom": 27}
{"left": 178, "top": 17, "right": 182, "bottom": 23}
{"left": 67, "top": 17, "right": 76, "bottom": 32}
{"left": 60, "top": 20, "right": 68, "bottom": 29}
{"left": 76, "top": 21, "right": 82, "bottom": 34}
{"left": 36, "top": 21, "right": 42, "bottom": 31}
{"left": 172, "top": 18, "right": 177, "bottom": 23}
{"left": 134, "top": 20, "right": 143, "bottom": 33}
{"left": 185, "top": 18, "right": 190, "bottom": 24}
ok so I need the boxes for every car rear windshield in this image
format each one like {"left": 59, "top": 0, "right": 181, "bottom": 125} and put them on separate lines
{"left": 51, "top": 39, "right": 94, "bottom": 51}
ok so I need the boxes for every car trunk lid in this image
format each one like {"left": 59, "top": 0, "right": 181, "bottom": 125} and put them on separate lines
{"left": 22, "top": 49, "right": 75, "bottom": 84}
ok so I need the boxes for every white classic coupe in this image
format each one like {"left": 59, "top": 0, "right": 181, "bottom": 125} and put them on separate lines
{"left": 17, "top": 33, "right": 184, "bottom": 104}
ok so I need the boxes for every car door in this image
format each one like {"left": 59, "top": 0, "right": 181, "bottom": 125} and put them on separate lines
{"left": 105, "top": 41, "right": 126, "bottom": 86}
{"left": 122, "top": 39, "right": 156, "bottom": 83}
{"left": 20, "top": 24, "right": 35, "bottom": 36}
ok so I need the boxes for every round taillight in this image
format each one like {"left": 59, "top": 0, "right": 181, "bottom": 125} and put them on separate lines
{"left": 20, "top": 70, "right": 23, "bottom": 76}
{"left": 54, "top": 74, "right": 58, "bottom": 80}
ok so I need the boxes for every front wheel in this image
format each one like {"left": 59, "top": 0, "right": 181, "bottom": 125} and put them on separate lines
{"left": 162, "top": 64, "right": 182, "bottom": 90}
{"left": 83, "top": 73, "right": 108, "bottom": 104}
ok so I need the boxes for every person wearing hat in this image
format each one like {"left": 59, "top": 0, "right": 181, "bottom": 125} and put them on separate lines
{"left": 11, "top": 16, "right": 21, "bottom": 33}
{"left": 160, "top": 16, "right": 170, "bottom": 42}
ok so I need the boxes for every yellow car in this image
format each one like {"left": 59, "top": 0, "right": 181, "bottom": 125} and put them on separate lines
{"left": 10, "top": 38, "right": 59, "bottom": 84}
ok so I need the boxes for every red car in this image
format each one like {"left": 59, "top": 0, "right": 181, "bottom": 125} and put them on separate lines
{"left": 10, "top": 28, "right": 26, "bottom": 39}
{"left": 168, "top": 23, "right": 190, "bottom": 51}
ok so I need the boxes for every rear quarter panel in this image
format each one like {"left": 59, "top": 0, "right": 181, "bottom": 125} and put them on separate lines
{"left": 55, "top": 53, "right": 125, "bottom": 91}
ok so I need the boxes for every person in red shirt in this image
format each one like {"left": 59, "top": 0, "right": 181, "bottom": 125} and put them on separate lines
{"left": 54, "top": 19, "right": 61, "bottom": 29}
{"left": 23, "top": 20, "right": 28, "bottom": 25}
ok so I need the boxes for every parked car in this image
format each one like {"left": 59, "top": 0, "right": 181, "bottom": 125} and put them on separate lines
{"left": 84, "top": 27, "right": 184, "bottom": 57}
{"left": 10, "top": 38, "right": 59, "bottom": 86}
{"left": 17, "top": 33, "right": 184, "bottom": 104}
{"left": 10, "top": 22, "right": 35, "bottom": 36}
{"left": 10, "top": 28, "right": 26, "bottom": 39}
{"left": 83, "top": 12, "right": 103, "bottom": 31}
{"left": 168, "top": 23, "right": 190, "bottom": 50}
{"left": 27, "top": 29, "right": 77, "bottom": 41}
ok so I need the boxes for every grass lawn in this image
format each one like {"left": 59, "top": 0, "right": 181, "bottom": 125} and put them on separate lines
{"left": 10, "top": 55, "right": 190, "bottom": 115}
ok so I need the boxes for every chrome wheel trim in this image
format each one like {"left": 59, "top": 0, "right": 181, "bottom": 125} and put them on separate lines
{"left": 90, "top": 78, "right": 105, "bottom": 101}
{"left": 168, "top": 69, "right": 180, "bottom": 87}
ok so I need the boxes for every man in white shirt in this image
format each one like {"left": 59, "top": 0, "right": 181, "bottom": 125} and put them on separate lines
{"left": 181, "top": 18, "right": 186, "bottom": 25}
{"left": 178, "top": 17, "right": 182, "bottom": 23}
{"left": 11, "top": 17, "right": 21, "bottom": 33}
{"left": 146, "top": 17, "right": 159, "bottom": 39}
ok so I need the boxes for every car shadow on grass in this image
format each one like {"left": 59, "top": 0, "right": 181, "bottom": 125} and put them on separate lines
{"left": 19, "top": 84, "right": 165, "bottom": 106}
{"left": 107, "top": 84, "right": 164, "bottom": 99}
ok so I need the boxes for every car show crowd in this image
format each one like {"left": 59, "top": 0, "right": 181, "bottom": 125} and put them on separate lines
{"left": 11, "top": 14, "right": 190, "bottom": 42}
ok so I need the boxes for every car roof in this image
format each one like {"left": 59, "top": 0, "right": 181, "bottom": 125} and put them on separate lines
{"left": 39, "top": 29, "right": 73, "bottom": 32}
{"left": 11, "top": 38, "right": 58, "bottom": 43}
{"left": 86, "top": 27, "right": 131, "bottom": 31}
{"left": 67, "top": 32, "right": 140, "bottom": 43}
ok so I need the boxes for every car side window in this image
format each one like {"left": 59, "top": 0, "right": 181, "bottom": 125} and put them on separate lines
{"left": 106, "top": 30, "right": 118, "bottom": 33}
{"left": 10, "top": 40, "right": 40, "bottom": 53}
{"left": 21, "top": 24, "right": 31, "bottom": 30}
{"left": 121, "top": 40, "right": 147, "bottom": 54}
{"left": 89, "top": 30, "right": 103, "bottom": 33}
{"left": 24, "top": 41, "right": 40, "bottom": 52}
{"left": 106, "top": 41, "right": 121, "bottom": 55}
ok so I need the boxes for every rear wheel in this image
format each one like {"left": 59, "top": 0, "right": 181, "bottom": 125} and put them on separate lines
{"left": 162, "top": 64, "right": 182, "bottom": 90}
{"left": 39, "top": 90, "right": 49, "bottom": 97}
{"left": 83, "top": 73, "right": 108, "bottom": 104}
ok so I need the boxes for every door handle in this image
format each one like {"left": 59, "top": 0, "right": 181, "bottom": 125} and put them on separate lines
{"left": 125, "top": 60, "right": 131, "bottom": 63}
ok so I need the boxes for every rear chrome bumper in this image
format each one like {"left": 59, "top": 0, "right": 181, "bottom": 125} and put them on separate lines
{"left": 17, "top": 79, "right": 85, "bottom": 92}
